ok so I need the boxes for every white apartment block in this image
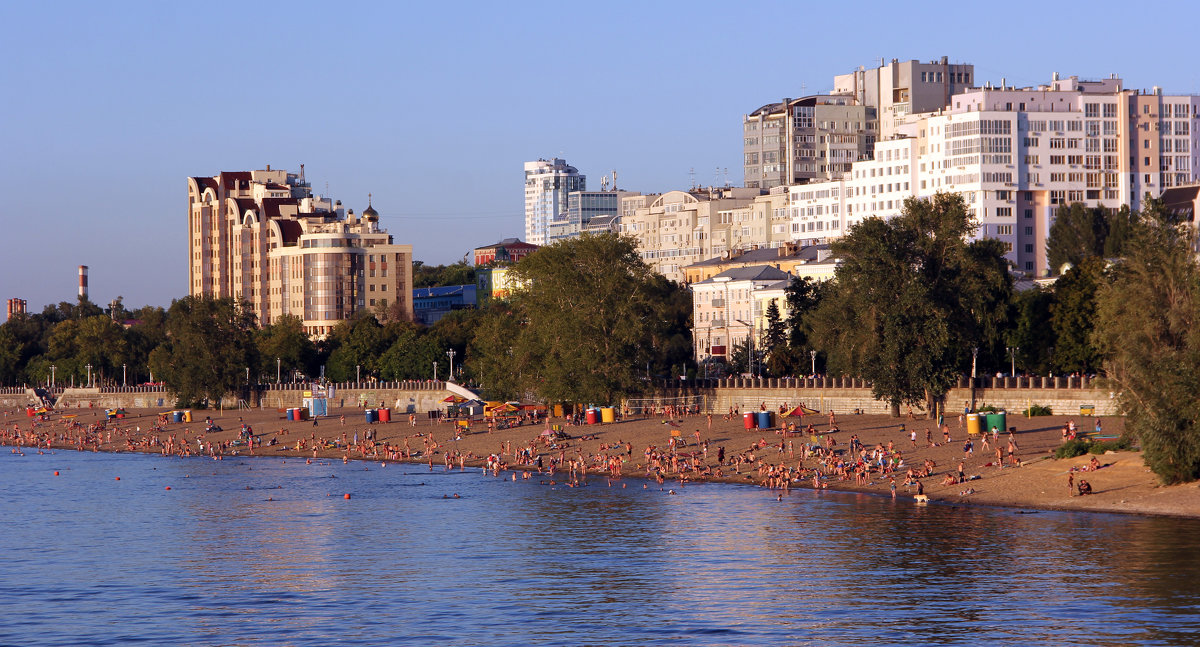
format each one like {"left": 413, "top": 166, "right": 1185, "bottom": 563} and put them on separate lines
{"left": 787, "top": 74, "right": 1200, "bottom": 276}
{"left": 690, "top": 265, "right": 790, "bottom": 367}
{"left": 524, "top": 158, "right": 585, "bottom": 246}
{"left": 834, "top": 56, "right": 976, "bottom": 140}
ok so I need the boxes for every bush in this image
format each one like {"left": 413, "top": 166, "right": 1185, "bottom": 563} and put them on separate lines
{"left": 1054, "top": 438, "right": 1091, "bottom": 459}
{"left": 977, "top": 404, "right": 1000, "bottom": 413}
{"left": 1024, "top": 404, "right": 1053, "bottom": 417}
{"left": 1089, "top": 437, "right": 1133, "bottom": 454}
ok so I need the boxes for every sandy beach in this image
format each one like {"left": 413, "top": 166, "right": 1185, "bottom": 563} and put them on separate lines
{"left": 5, "top": 404, "right": 1198, "bottom": 518}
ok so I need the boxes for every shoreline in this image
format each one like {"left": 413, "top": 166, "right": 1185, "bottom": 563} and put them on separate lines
{"left": 5, "top": 405, "right": 1198, "bottom": 519}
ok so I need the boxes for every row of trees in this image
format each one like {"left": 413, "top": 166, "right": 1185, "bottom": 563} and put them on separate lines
{"left": 3, "top": 199, "right": 1197, "bottom": 482}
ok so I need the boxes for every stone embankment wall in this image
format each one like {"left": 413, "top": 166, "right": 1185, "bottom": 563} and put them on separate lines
{"left": 0, "top": 381, "right": 455, "bottom": 414}
{"left": 646, "top": 375, "right": 1120, "bottom": 417}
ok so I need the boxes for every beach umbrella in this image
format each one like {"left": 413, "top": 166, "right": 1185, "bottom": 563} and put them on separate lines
{"left": 785, "top": 404, "right": 820, "bottom": 417}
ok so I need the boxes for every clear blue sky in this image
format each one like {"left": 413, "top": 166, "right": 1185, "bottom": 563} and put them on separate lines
{"left": 3, "top": 1, "right": 1198, "bottom": 313}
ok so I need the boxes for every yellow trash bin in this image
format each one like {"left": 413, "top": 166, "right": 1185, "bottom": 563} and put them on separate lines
{"left": 183, "top": 410, "right": 193, "bottom": 423}
{"left": 600, "top": 407, "right": 616, "bottom": 423}
{"left": 966, "top": 412, "right": 980, "bottom": 435}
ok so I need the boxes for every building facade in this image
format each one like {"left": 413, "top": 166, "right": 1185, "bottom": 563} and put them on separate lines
{"left": 524, "top": 158, "right": 586, "bottom": 246}
{"left": 473, "top": 238, "right": 539, "bottom": 267}
{"left": 833, "top": 56, "right": 976, "bottom": 139}
{"left": 413, "top": 284, "right": 477, "bottom": 325}
{"left": 690, "top": 265, "right": 791, "bottom": 367}
{"left": 187, "top": 167, "right": 413, "bottom": 337}
{"left": 784, "top": 74, "right": 1200, "bottom": 276}
{"left": 743, "top": 95, "right": 876, "bottom": 189}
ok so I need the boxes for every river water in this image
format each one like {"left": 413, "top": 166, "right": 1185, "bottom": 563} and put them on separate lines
{"left": 2, "top": 450, "right": 1198, "bottom": 646}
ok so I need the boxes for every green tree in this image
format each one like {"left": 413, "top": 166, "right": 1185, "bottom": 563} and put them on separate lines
{"left": 1008, "top": 286, "right": 1056, "bottom": 375}
{"left": 148, "top": 295, "right": 258, "bottom": 405}
{"left": 324, "top": 314, "right": 393, "bottom": 382}
{"left": 125, "top": 306, "right": 167, "bottom": 384}
{"left": 1049, "top": 257, "right": 1107, "bottom": 374}
{"left": 1046, "top": 203, "right": 1108, "bottom": 274}
{"left": 45, "top": 315, "right": 129, "bottom": 385}
{"left": 809, "top": 193, "right": 1013, "bottom": 413}
{"left": 469, "top": 233, "right": 684, "bottom": 403}
{"left": 377, "top": 322, "right": 443, "bottom": 381}
{"left": 1094, "top": 199, "right": 1200, "bottom": 484}
{"left": 256, "top": 314, "right": 317, "bottom": 382}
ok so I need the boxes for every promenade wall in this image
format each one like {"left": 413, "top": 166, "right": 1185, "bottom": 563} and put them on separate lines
{"left": 645, "top": 375, "right": 1120, "bottom": 417}
{"left": 0, "top": 381, "right": 455, "bottom": 414}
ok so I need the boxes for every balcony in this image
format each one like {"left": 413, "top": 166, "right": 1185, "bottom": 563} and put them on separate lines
{"left": 711, "top": 298, "right": 725, "bottom": 308}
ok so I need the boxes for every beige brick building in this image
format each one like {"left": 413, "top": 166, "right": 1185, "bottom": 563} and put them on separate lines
{"left": 187, "top": 166, "right": 412, "bottom": 337}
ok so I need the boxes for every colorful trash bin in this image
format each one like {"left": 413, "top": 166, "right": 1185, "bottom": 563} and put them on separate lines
{"left": 378, "top": 407, "right": 391, "bottom": 423}
{"left": 966, "top": 413, "right": 981, "bottom": 435}
{"left": 365, "top": 409, "right": 377, "bottom": 424}
{"left": 757, "top": 411, "right": 772, "bottom": 429}
{"left": 743, "top": 412, "right": 755, "bottom": 429}
{"left": 600, "top": 407, "right": 615, "bottom": 423}
{"left": 172, "top": 411, "right": 183, "bottom": 423}
{"left": 985, "top": 411, "right": 1007, "bottom": 435}
{"left": 552, "top": 404, "right": 564, "bottom": 418}
{"left": 586, "top": 408, "right": 599, "bottom": 425}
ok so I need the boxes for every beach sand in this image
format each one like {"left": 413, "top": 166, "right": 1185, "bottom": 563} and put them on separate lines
{"left": 6, "top": 404, "right": 1199, "bottom": 518}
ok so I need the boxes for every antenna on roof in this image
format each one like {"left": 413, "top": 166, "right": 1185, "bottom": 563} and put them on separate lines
{"left": 689, "top": 167, "right": 696, "bottom": 190}
{"left": 612, "top": 170, "right": 617, "bottom": 191}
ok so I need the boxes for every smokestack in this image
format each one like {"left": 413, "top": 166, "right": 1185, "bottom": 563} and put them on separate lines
{"left": 78, "top": 265, "right": 88, "bottom": 301}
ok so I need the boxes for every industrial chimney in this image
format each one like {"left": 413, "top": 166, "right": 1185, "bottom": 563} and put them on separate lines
{"left": 78, "top": 265, "right": 89, "bottom": 301}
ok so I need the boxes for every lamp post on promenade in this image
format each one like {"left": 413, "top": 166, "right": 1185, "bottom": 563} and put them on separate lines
{"left": 122, "top": 364, "right": 127, "bottom": 387}
{"left": 356, "top": 365, "right": 361, "bottom": 383}
{"left": 1007, "top": 346, "right": 1019, "bottom": 377}
{"left": 810, "top": 349, "right": 817, "bottom": 377}
{"left": 446, "top": 349, "right": 456, "bottom": 381}
{"left": 86, "top": 364, "right": 93, "bottom": 388}
{"left": 433, "top": 361, "right": 438, "bottom": 382}
{"left": 970, "top": 346, "right": 979, "bottom": 412}
{"left": 277, "top": 358, "right": 281, "bottom": 384}
{"left": 50, "top": 365, "right": 56, "bottom": 389}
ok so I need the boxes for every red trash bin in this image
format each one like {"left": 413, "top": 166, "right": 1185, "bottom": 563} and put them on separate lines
{"left": 378, "top": 407, "right": 391, "bottom": 423}
{"left": 743, "top": 412, "right": 755, "bottom": 429}
{"left": 586, "top": 408, "right": 599, "bottom": 425}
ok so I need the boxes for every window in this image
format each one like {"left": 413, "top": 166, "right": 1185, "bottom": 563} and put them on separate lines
{"left": 1024, "top": 209, "right": 1033, "bottom": 219}
{"left": 997, "top": 225, "right": 1013, "bottom": 235}
{"left": 1024, "top": 243, "right": 1034, "bottom": 253}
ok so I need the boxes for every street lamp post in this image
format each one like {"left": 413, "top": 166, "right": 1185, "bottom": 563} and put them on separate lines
{"left": 277, "top": 358, "right": 281, "bottom": 384}
{"left": 49, "top": 364, "right": 56, "bottom": 389}
{"left": 122, "top": 364, "right": 127, "bottom": 387}
{"left": 1008, "top": 346, "right": 1019, "bottom": 377}
{"left": 356, "top": 364, "right": 361, "bottom": 383}
{"left": 85, "top": 364, "right": 92, "bottom": 388}
{"left": 810, "top": 349, "right": 817, "bottom": 376}
{"left": 446, "top": 349, "right": 456, "bottom": 381}
{"left": 970, "top": 346, "right": 979, "bottom": 413}
{"left": 433, "top": 361, "right": 438, "bottom": 382}
{"left": 735, "top": 319, "right": 754, "bottom": 378}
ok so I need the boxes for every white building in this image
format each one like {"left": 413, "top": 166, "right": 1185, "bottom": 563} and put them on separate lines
{"left": 524, "top": 158, "right": 585, "bottom": 246}
{"left": 786, "top": 74, "right": 1200, "bottom": 276}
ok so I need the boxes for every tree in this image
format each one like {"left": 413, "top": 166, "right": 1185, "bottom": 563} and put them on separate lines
{"left": 809, "top": 193, "right": 1013, "bottom": 413}
{"left": 377, "top": 321, "right": 443, "bottom": 381}
{"left": 323, "top": 314, "right": 393, "bottom": 382}
{"left": 1094, "top": 199, "right": 1200, "bottom": 484}
{"left": 1008, "top": 286, "right": 1056, "bottom": 375}
{"left": 256, "top": 315, "right": 317, "bottom": 382}
{"left": 148, "top": 295, "right": 258, "bottom": 405}
{"left": 1046, "top": 203, "right": 1108, "bottom": 274}
{"left": 1049, "top": 257, "right": 1108, "bottom": 374}
{"left": 469, "top": 233, "right": 684, "bottom": 403}
{"left": 45, "top": 315, "right": 129, "bottom": 385}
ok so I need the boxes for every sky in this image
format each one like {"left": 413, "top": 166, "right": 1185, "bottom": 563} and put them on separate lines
{"left": 3, "top": 1, "right": 1200, "bottom": 313}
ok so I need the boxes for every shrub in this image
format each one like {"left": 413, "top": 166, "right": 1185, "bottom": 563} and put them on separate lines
{"left": 1054, "top": 438, "right": 1092, "bottom": 459}
{"left": 976, "top": 404, "right": 1000, "bottom": 413}
{"left": 1024, "top": 404, "right": 1053, "bottom": 417}
{"left": 1089, "top": 436, "right": 1133, "bottom": 454}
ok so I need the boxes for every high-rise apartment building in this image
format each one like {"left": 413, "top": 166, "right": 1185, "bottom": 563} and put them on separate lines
{"left": 187, "top": 166, "right": 413, "bottom": 337}
{"left": 743, "top": 96, "right": 876, "bottom": 189}
{"left": 524, "top": 158, "right": 586, "bottom": 246}
{"left": 834, "top": 56, "right": 976, "bottom": 139}
{"left": 785, "top": 74, "right": 1200, "bottom": 276}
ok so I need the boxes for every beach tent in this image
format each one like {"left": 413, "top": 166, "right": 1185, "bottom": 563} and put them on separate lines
{"left": 785, "top": 404, "right": 821, "bottom": 417}
{"left": 442, "top": 395, "right": 468, "bottom": 404}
